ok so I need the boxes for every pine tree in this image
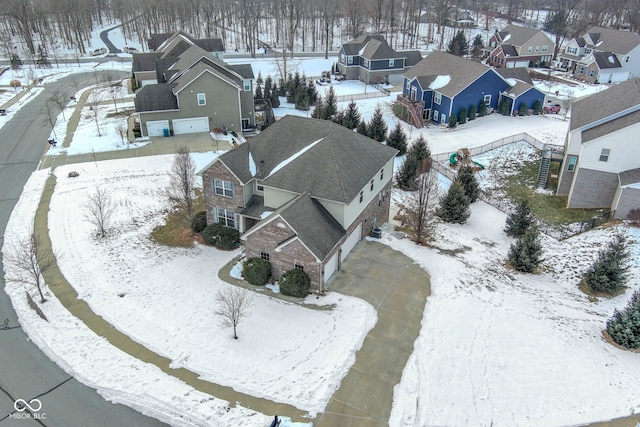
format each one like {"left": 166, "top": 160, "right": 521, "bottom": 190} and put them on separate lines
{"left": 458, "top": 107, "right": 467, "bottom": 124}
{"left": 508, "top": 226, "right": 542, "bottom": 273}
{"left": 254, "top": 81, "right": 263, "bottom": 100}
{"left": 471, "top": 34, "right": 485, "bottom": 58}
{"left": 395, "top": 153, "right": 419, "bottom": 191}
{"left": 584, "top": 233, "right": 630, "bottom": 295}
{"left": 287, "top": 72, "right": 302, "bottom": 103}
{"left": 342, "top": 99, "right": 362, "bottom": 130}
{"left": 499, "top": 98, "right": 511, "bottom": 115}
{"left": 306, "top": 79, "right": 318, "bottom": 105}
{"left": 332, "top": 109, "right": 345, "bottom": 125}
{"left": 264, "top": 76, "right": 273, "bottom": 99}
{"left": 323, "top": 86, "right": 337, "bottom": 119}
{"left": 356, "top": 120, "right": 368, "bottom": 136}
{"left": 478, "top": 100, "right": 487, "bottom": 117}
{"left": 35, "top": 45, "right": 51, "bottom": 68}
{"left": 10, "top": 53, "right": 22, "bottom": 70}
{"left": 504, "top": 199, "right": 533, "bottom": 237}
{"left": 533, "top": 99, "right": 542, "bottom": 115}
{"left": 456, "top": 166, "right": 480, "bottom": 202}
{"left": 468, "top": 104, "right": 477, "bottom": 120}
{"left": 518, "top": 101, "right": 527, "bottom": 116}
{"left": 436, "top": 181, "right": 471, "bottom": 224}
{"left": 447, "top": 30, "right": 469, "bottom": 57}
{"left": 270, "top": 80, "right": 281, "bottom": 107}
{"left": 606, "top": 289, "right": 640, "bottom": 349}
{"left": 407, "top": 135, "right": 431, "bottom": 172}
{"left": 368, "top": 104, "right": 388, "bottom": 142}
{"left": 256, "top": 72, "right": 263, "bottom": 86}
{"left": 448, "top": 114, "right": 457, "bottom": 128}
{"left": 313, "top": 97, "right": 325, "bottom": 119}
{"left": 295, "top": 88, "right": 310, "bottom": 110}
{"left": 386, "top": 122, "right": 408, "bottom": 155}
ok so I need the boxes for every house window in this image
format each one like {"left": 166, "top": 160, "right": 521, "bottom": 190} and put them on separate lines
{"left": 484, "top": 94, "right": 491, "bottom": 105}
{"left": 434, "top": 92, "right": 442, "bottom": 105}
{"left": 216, "top": 208, "right": 236, "bottom": 228}
{"left": 359, "top": 190, "right": 364, "bottom": 203}
{"left": 492, "top": 55, "right": 497, "bottom": 63}
{"left": 490, "top": 41, "right": 496, "bottom": 47}
{"left": 370, "top": 179, "right": 374, "bottom": 191}
{"left": 389, "top": 59, "right": 395, "bottom": 67}
{"left": 213, "top": 52, "right": 221, "bottom": 58}
{"left": 347, "top": 56, "right": 354, "bottom": 64}
{"left": 528, "top": 46, "right": 532, "bottom": 53}
{"left": 585, "top": 48, "right": 592, "bottom": 54}
{"left": 599, "top": 148, "right": 610, "bottom": 162}
{"left": 243, "top": 79, "right": 251, "bottom": 91}
{"left": 340, "top": 53, "right": 346, "bottom": 63}
{"left": 257, "top": 185, "right": 264, "bottom": 191}
{"left": 363, "top": 59, "right": 369, "bottom": 68}
{"left": 433, "top": 110, "right": 439, "bottom": 121}
{"left": 499, "top": 57, "right": 504, "bottom": 64}
{"left": 567, "top": 155, "right": 578, "bottom": 172}
{"left": 625, "top": 56, "right": 630, "bottom": 63}
{"left": 294, "top": 263, "right": 304, "bottom": 272}
{"left": 567, "top": 46, "right": 577, "bottom": 55}
{"left": 535, "top": 46, "right": 540, "bottom": 52}
{"left": 197, "top": 93, "right": 206, "bottom": 106}
{"left": 213, "top": 179, "right": 234, "bottom": 197}
{"left": 542, "top": 45, "right": 548, "bottom": 52}
{"left": 578, "top": 67, "right": 585, "bottom": 74}
{"left": 589, "top": 69, "right": 595, "bottom": 77}
{"left": 405, "top": 79, "right": 410, "bottom": 89}
{"left": 260, "top": 252, "right": 270, "bottom": 261}
{"left": 441, "top": 114, "right": 446, "bottom": 124}
{"left": 380, "top": 168, "right": 384, "bottom": 180}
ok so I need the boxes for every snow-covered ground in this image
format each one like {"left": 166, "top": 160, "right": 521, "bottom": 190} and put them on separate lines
{"left": 0, "top": 87, "right": 43, "bottom": 130}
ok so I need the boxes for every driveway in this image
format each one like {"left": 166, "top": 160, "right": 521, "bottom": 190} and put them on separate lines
{"left": 316, "top": 240, "right": 431, "bottom": 427}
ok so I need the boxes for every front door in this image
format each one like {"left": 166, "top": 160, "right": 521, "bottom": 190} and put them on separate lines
{"left": 410, "top": 86, "right": 417, "bottom": 101}
{"left": 423, "top": 109, "right": 431, "bottom": 120}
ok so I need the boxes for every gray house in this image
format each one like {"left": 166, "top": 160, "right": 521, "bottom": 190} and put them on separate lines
{"left": 133, "top": 44, "right": 255, "bottom": 137}
{"left": 338, "top": 34, "right": 422, "bottom": 84}
{"left": 556, "top": 78, "right": 640, "bottom": 219}
{"left": 198, "top": 115, "right": 397, "bottom": 291}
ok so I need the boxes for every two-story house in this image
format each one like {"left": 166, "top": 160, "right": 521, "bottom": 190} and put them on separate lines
{"left": 338, "top": 34, "right": 422, "bottom": 84}
{"left": 133, "top": 44, "right": 255, "bottom": 137}
{"left": 556, "top": 78, "right": 640, "bottom": 219}
{"left": 487, "top": 24, "right": 555, "bottom": 68}
{"left": 558, "top": 27, "right": 640, "bottom": 84}
{"left": 198, "top": 115, "right": 398, "bottom": 291}
{"left": 146, "top": 31, "right": 225, "bottom": 58}
{"left": 398, "top": 51, "right": 544, "bottom": 127}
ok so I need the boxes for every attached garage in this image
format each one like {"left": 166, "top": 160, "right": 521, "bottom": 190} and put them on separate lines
{"left": 172, "top": 117, "right": 209, "bottom": 135}
{"left": 323, "top": 251, "right": 339, "bottom": 283}
{"left": 146, "top": 120, "right": 169, "bottom": 137}
{"left": 340, "top": 222, "right": 362, "bottom": 262}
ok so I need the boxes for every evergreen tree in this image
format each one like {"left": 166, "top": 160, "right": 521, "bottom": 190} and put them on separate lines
{"left": 436, "top": 181, "right": 471, "bottom": 224}
{"left": 395, "top": 153, "right": 419, "bottom": 191}
{"left": 407, "top": 135, "right": 431, "bottom": 172}
{"left": 606, "top": 289, "right": 640, "bottom": 349}
{"left": 504, "top": 199, "right": 533, "bottom": 237}
{"left": 332, "top": 108, "right": 345, "bottom": 124}
{"left": 456, "top": 166, "right": 480, "bottom": 202}
{"left": 10, "top": 53, "right": 22, "bottom": 70}
{"left": 584, "top": 233, "right": 630, "bottom": 295}
{"left": 518, "top": 101, "right": 527, "bottom": 116}
{"left": 270, "top": 80, "right": 281, "bottom": 107}
{"left": 499, "top": 98, "right": 511, "bottom": 115}
{"left": 471, "top": 34, "right": 485, "bottom": 58}
{"left": 356, "top": 120, "right": 368, "bottom": 136}
{"left": 386, "top": 122, "right": 408, "bottom": 155}
{"left": 458, "top": 107, "right": 467, "bottom": 124}
{"left": 368, "top": 104, "right": 388, "bottom": 142}
{"left": 323, "top": 86, "right": 337, "bottom": 119}
{"left": 468, "top": 104, "right": 477, "bottom": 120}
{"left": 254, "top": 81, "right": 263, "bottom": 100}
{"left": 447, "top": 30, "right": 469, "bottom": 57}
{"left": 35, "top": 45, "right": 50, "bottom": 68}
{"left": 264, "top": 76, "right": 273, "bottom": 100}
{"left": 448, "top": 114, "right": 457, "bottom": 128}
{"left": 533, "top": 99, "right": 542, "bottom": 115}
{"left": 342, "top": 99, "right": 362, "bottom": 130}
{"left": 507, "top": 226, "right": 542, "bottom": 273}
{"left": 313, "top": 97, "right": 325, "bottom": 119}
{"left": 306, "top": 79, "right": 318, "bottom": 105}
{"left": 295, "top": 89, "right": 310, "bottom": 110}
{"left": 256, "top": 71, "right": 263, "bottom": 86}
{"left": 287, "top": 71, "right": 302, "bottom": 103}
{"left": 478, "top": 100, "right": 487, "bottom": 117}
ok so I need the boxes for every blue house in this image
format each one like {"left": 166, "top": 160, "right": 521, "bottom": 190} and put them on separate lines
{"left": 494, "top": 67, "right": 546, "bottom": 116}
{"left": 338, "top": 34, "right": 422, "bottom": 84}
{"left": 398, "top": 51, "right": 545, "bottom": 127}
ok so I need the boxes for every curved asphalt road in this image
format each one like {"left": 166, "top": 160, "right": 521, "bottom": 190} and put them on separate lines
{"left": 99, "top": 24, "right": 123, "bottom": 53}
{"left": 0, "top": 72, "right": 166, "bottom": 426}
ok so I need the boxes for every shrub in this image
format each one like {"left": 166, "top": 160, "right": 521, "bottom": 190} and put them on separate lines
{"left": 217, "top": 227, "right": 240, "bottom": 250}
{"left": 436, "top": 181, "right": 470, "bottom": 224}
{"left": 507, "top": 226, "right": 542, "bottom": 273}
{"left": 532, "top": 99, "right": 542, "bottom": 115}
{"left": 518, "top": 102, "right": 527, "bottom": 116}
{"left": 201, "top": 223, "right": 225, "bottom": 245}
{"left": 448, "top": 114, "right": 457, "bottom": 128}
{"left": 584, "top": 233, "right": 630, "bottom": 295}
{"left": 456, "top": 166, "right": 479, "bottom": 202}
{"left": 280, "top": 269, "right": 311, "bottom": 297}
{"left": 468, "top": 104, "right": 477, "bottom": 120}
{"left": 504, "top": 200, "right": 533, "bottom": 237}
{"left": 478, "top": 100, "right": 487, "bottom": 117}
{"left": 242, "top": 258, "right": 271, "bottom": 286}
{"left": 191, "top": 211, "right": 208, "bottom": 233}
{"left": 458, "top": 107, "right": 467, "bottom": 124}
{"left": 606, "top": 289, "right": 640, "bottom": 349}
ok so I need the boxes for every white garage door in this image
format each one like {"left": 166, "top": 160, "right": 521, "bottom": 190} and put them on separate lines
{"left": 146, "top": 120, "right": 169, "bottom": 137}
{"left": 141, "top": 79, "right": 157, "bottom": 87}
{"left": 340, "top": 222, "right": 362, "bottom": 262}
{"left": 172, "top": 117, "right": 209, "bottom": 135}
{"left": 323, "top": 251, "right": 339, "bottom": 284}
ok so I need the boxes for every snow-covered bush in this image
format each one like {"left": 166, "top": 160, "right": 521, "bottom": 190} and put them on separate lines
{"left": 606, "top": 289, "right": 640, "bottom": 349}
{"left": 507, "top": 226, "right": 542, "bottom": 273}
{"left": 584, "top": 233, "right": 630, "bottom": 295}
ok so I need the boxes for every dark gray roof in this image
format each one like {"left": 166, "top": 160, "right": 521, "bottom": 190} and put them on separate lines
{"left": 361, "top": 38, "right": 405, "bottom": 60}
{"left": 576, "top": 37, "right": 586, "bottom": 47}
{"left": 501, "top": 44, "right": 519, "bottom": 57}
{"left": 134, "top": 83, "right": 178, "bottom": 112}
{"left": 416, "top": 75, "right": 437, "bottom": 89}
{"left": 218, "top": 116, "right": 398, "bottom": 203}
{"left": 160, "top": 39, "right": 194, "bottom": 59}
{"left": 228, "top": 64, "right": 255, "bottom": 79}
{"left": 239, "top": 195, "right": 268, "bottom": 219}
{"left": 341, "top": 34, "right": 387, "bottom": 56}
{"left": 278, "top": 194, "right": 346, "bottom": 261}
{"left": 592, "top": 51, "right": 622, "bottom": 69}
{"left": 147, "top": 33, "right": 173, "bottom": 51}
{"left": 620, "top": 168, "right": 640, "bottom": 186}
{"left": 404, "top": 51, "right": 494, "bottom": 98}
{"left": 571, "top": 78, "right": 640, "bottom": 130}
{"left": 585, "top": 26, "right": 640, "bottom": 54}
{"left": 582, "top": 108, "right": 640, "bottom": 143}
{"left": 499, "top": 24, "right": 544, "bottom": 46}
{"left": 155, "top": 58, "right": 178, "bottom": 83}
{"left": 195, "top": 39, "right": 224, "bottom": 52}
{"left": 495, "top": 67, "right": 533, "bottom": 85}
{"left": 132, "top": 53, "right": 162, "bottom": 72}
{"left": 402, "top": 50, "right": 423, "bottom": 66}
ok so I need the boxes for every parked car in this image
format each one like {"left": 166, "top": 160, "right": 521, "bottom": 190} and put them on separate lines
{"left": 91, "top": 47, "right": 107, "bottom": 56}
{"left": 543, "top": 103, "right": 561, "bottom": 114}
{"left": 123, "top": 46, "right": 139, "bottom": 54}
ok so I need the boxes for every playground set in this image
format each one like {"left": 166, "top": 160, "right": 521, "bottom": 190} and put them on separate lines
{"left": 449, "top": 148, "right": 485, "bottom": 171}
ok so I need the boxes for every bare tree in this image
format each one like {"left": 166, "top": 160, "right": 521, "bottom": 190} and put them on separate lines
{"left": 3, "top": 228, "right": 59, "bottom": 303}
{"left": 48, "top": 88, "right": 68, "bottom": 120}
{"left": 86, "top": 88, "right": 104, "bottom": 136}
{"left": 166, "top": 145, "right": 197, "bottom": 228}
{"left": 214, "top": 287, "right": 254, "bottom": 339}
{"left": 41, "top": 100, "right": 59, "bottom": 141}
{"left": 102, "top": 72, "right": 123, "bottom": 113}
{"left": 83, "top": 186, "right": 115, "bottom": 239}
{"left": 407, "top": 170, "right": 440, "bottom": 244}
{"left": 116, "top": 120, "right": 127, "bottom": 145}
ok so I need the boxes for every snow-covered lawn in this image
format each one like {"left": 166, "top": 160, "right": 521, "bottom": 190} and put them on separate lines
{"left": 0, "top": 87, "right": 43, "bottom": 130}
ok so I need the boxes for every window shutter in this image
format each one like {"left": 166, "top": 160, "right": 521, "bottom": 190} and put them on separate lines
{"left": 214, "top": 208, "right": 219, "bottom": 223}
{"left": 231, "top": 183, "right": 236, "bottom": 198}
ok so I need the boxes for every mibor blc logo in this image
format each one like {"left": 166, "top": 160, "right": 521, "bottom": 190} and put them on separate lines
{"left": 11, "top": 398, "right": 47, "bottom": 420}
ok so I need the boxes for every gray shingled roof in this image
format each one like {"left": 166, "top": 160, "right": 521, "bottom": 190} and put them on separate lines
{"left": 239, "top": 195, "right": 268, "bottom": 219}
{"left": 570, "top": 77, "right": 640, "bottom": 130}
{"left": 218, "top": 116, "right": 397, "bottom": 203}
{"left": 132, "top": 53, "right": 162, "bottom": 72}
{"left": 341, "top": 34, "right": 386, "bottom": 55}
{"left": 593, "top": 51, "right": 622, "bottom": 69}
{"left": 499, "top": 24, "right": 543, "bottom": 46}
{"left": 278, "top": 194, "right": 346, "bottom": 261}
{"left": 495, "top": 67, "right": 533, "bottom": 85}
{"left": 160, "top": 39, "right": 193, "bottom": 59}
{"left": 582, "top": 108, "right": 640, "bottom": 143}
{"left": 402, "top": 50, "right": 423, "bottom": 67}
{"left": 403, "top": 51, "right": 494, "bottom": 98}
{"left": 361, "top": 38, "right": 405, "bottom": 60}
{"left": 168, "top": 45, "right": 238, "bottom": 82}
{"left": 501, "top": 44, "right": 519, "bottom": 57}
{"left": 134, "top": 83, "right": 178, "bottom": 112}
{"left": 195, "top": 39, "right": 224, "bottom": 52}
{"left": 147, "top": 33, "right": 173, "bottom": 51}
{"left": 155, "top": 58, "right": 178, "bottom": 83}
{"left": 228, "top": 64, "right": 255, "bottom": 79}
{"left": 576, "top": 37, "right": 586, "bottom": 47}
{"left": 620, "top": 168, "right": 640, "bottom": 186}
{"left": 585, "top": 26, "right": 640, "bottom": 54}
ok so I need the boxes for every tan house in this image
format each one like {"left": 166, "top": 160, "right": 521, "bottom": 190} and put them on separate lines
{"left": 133, "top": 43, "right": 255, "bottom": 137}
{"left": 198, "top": 115, "right": 398, "bottom": 291}
{"left": 487, "top": 24, "right": 554, "bottom": 68}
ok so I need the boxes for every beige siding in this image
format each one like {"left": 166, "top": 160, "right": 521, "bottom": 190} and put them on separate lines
{"left": 263, "top": 187, "right": 297, "bottom": 209}
{"left": 343, "top": 158, "right": 394, "bottom": 228}
{"left": 519, "top": 32, "right": 554, "bottom": 57}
